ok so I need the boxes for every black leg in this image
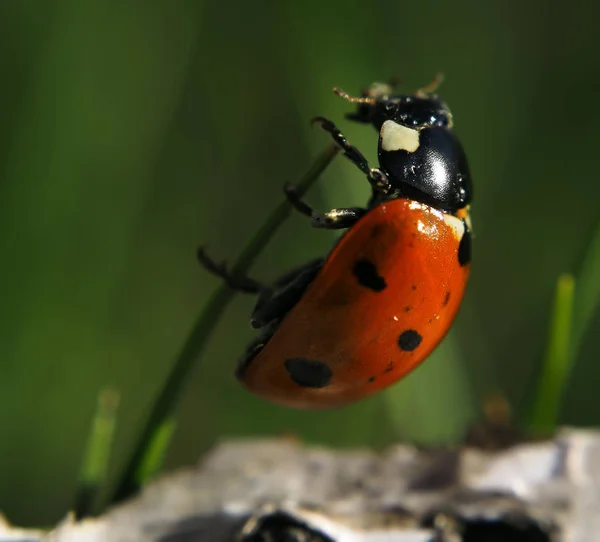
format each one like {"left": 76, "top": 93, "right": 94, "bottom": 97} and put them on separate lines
{"left": 312, "top": 116, "right": 370, "bottom": 174}
{"left": 312, "top": 207, "right": 367, "bottom": 229}
{"left": 251, "top": 258, "right": 324, "bottom": 329}
{"left": 199, "top": 247, "right": 324, "bottom": 330}
{"left": 197, "top": 247, "right": 263, "bottom": 294}
{"left": 284, "top": 183, "right": 313, "bottom": 217}
{"left": 270, "top": 257, "right": 324, "bottom": 289}
{"left": 284, "top": 183, "right": 367, "bottom": 230}
{"left": 311, "top": 116, "right": 391, "bottom": 194}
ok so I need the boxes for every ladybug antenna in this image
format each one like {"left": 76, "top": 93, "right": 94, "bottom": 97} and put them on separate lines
{"left": 332, "top": 87, "right": 376, "bottom": 105}
{"left": 415, "top": 73, "right": 445, "bottom": 97}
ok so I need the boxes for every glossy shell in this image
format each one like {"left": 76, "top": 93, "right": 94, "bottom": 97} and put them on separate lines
{"left": 378, "top": 125, "right": 472, "bottom": 213}
{"left": 239, "top": 198, "right": 471, "bottom": 409}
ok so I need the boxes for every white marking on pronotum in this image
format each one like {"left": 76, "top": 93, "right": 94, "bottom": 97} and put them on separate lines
{"left": 380, "top": 120, "right": 420, "bottom": 153}
{"left": 443, "top": 214, "right": 464, "bottom": 241}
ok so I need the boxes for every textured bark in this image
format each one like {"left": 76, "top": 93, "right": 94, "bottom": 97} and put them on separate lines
{"left": 2, "top": 428, "right": 599, "bottom": 541}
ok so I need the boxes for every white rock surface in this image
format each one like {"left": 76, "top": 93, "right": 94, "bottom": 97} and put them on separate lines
{"left": 2, "top": 428, "right": 599, "bottom": 541}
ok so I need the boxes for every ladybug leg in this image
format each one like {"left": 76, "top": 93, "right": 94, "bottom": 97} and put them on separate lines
{"left": 269, "top": 257, "right": 324, "bottom": 289}
{"left": 312, "top": 207, "right": 366, "bottom": 229}
{"left": 312, "top": 116, "right": 370, "bottom": 172}
{"left": 284, "top": 183, "right": 367, "bottom": 230}
{"left": 283, "top": 183, "right": 313, "bottom": 217}
{"left": 312, "top": 116, "right": 391, "bottom": 194}
{"left": 250, "top": 258, "right": 324, "bottom": 329}
{"left": 197, "top": 247, "right": 264, "bottom": 294}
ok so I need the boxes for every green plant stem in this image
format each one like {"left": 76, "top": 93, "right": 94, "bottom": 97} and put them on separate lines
{"left": 74, "top": 388, "right": 120, "bottom": 518}
{"left": 571, "top": 217, "right": 600, "bottom": 359}
{"left": 530, "top": 273, "right": 575, "bottom": 435}
{"left": 134, "top": 417, "right": 177, "bottom": 487}
{"left": 110, "top": 143, "right": 339, "bottom": 504}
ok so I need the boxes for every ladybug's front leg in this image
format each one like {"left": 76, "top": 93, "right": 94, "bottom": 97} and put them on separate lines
{"left": 312, "top": 116, "right": 391, "bottom": 194}
{"left": 284, "top": 184, "right": 366, "bottom": 229}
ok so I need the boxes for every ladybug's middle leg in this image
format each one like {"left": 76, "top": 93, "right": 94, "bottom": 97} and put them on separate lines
{"left": 312, "top": 116, "right": 391, "bottom": 194}
{"left": 250, "top": 258, "right": 324, "bottom": 329}
{"left": 284, "top": 183, "right": 367, "bottom": 229}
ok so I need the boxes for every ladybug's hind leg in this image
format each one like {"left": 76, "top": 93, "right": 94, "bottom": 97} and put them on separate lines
{"left": 284, "top": 183, "right": 367, "bottom": 229}
{"left": 197, "top": 247, "right": 263, "bottom": 294}
{"left": 251, "top": 258, "right": 324, "bottom": 329}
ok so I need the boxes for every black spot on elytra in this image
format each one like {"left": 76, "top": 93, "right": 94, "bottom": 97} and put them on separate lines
{"left": 398, "top": 330, "right": 422, "bottom": 352}
{"left": 368, "top": 376, "right": 376, "bottom": 383}
{"left": 284, "top": 358, "right": 332, "bottom": 388}
{"left": 458, "top": 220, "right": 471, "bottom": 266}
{"left": 353, "top": 258, "right": 387, "bottom": 292}
{"left": 442, "top": 291, "right": 451, "bottom": 307}
{"left": 411, "top": 284, "right": 417, "bottom": 291}
{"left": 404, "top": 305, "right": 412, "bottom": 312}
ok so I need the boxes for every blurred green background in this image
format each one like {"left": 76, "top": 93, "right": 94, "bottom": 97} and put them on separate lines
{"left": 1, "top": 0, "right": 599, "bottom": 526}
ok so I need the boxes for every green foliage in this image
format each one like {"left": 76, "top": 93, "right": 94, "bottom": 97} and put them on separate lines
{"left": 529, "top": 213, "right": 600, "bottom": 434}
{"left": 134, "top": 417, "right": 177, "bottom": 489}
{"left": 571, "top": 219, "right": 600, "bottom": 358}
{"left": 530, "top": 275, "right": 575, "bottom": 435}
{"left": 74, "top": 389, "right": 119, "bottom": 518}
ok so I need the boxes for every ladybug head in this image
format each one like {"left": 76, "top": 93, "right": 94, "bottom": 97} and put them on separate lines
{"left": 342, "top": 81, "right": 453, "bottom": 131}
{"left": 339, "top": 81, "right": 472, "bottom": 214}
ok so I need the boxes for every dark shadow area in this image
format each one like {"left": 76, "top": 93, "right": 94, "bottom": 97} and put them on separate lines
{"left": 158, "top": 513, "right": 247, "bottom": 542}
{"left": 462, "top": 518, "right": 552, "bottom": 542}
{"left": 241, "top": 511, "right": 334, "bottom": 542}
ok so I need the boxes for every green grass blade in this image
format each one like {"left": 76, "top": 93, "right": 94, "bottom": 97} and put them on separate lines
{"left": 74, "top": 388, "right": 120, "bottom": 518}
{"left": 571, "top": 219, "right": 600, "bottom": 359}
{"left": 530, "top": 274, "right": 575, "bottom": 435}
{"left": 134, "top": 417, "right": 177, "bottom": 487}
{"left": 110, "top": 144, "right": 339, "bottom": 504}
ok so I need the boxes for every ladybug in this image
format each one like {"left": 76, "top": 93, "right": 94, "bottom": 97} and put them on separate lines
{"left": 199, "top": 76, "right": 472, "bottom": 409}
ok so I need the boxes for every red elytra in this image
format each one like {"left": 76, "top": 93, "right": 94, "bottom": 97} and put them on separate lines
{"left": 238, "top": 197, "right": 471, "bottom": 409}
